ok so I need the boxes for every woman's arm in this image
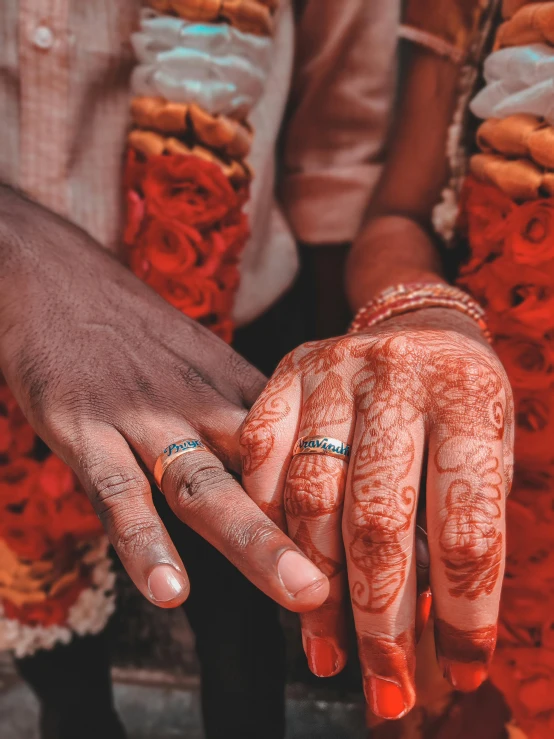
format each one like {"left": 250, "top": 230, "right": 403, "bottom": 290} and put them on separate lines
{"left": 346, "top": 48, "right": 461, "bottom": 307}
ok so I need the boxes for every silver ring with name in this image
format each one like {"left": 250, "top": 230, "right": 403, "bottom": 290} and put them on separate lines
{"left": 292, "top": 436, "right": 351, "bottom": 462}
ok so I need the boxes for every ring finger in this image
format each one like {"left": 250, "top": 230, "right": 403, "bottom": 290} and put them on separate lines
{"left": 139, "top": 418, "right": 330, "bottom": 612}
{"left": 285, "top": 377, "right": 355, "bottom": 676}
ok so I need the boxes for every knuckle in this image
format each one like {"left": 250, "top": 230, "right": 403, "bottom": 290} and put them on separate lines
{"left": 437, "top": 510, "right": 499, "bottom": 568}
{"left": 175, "top": 364, "right": 211, "bottom": 396}
{"left": 234, "top": 517, "right": 278, "bottom": 551}
{"left": 285, "top": 457, "right": 344, "bottom": 517}
{"left": 224, "top": 351, "right": 264, "bottom": 395}
{"left": 346, "top": 496, "right": 412, "bottom": 546}
{"left": 112, "top": 520, "right": 162, "bottom": 557}
{"left": 89, "top": 468, "right": 149, "bottom": 514}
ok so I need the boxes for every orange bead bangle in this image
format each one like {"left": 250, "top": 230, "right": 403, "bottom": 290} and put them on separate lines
{"left": 348, "top": 283, "right": 492, "bottom": 343}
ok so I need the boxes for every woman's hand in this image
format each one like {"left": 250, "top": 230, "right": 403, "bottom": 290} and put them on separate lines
{"left": 0, "top": 188, "right": 329, "bottom": 614}
{"left": 240, "top": 306, "right": 513, "bottom": 719}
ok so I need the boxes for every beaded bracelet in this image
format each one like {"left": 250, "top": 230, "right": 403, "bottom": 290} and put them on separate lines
{"left": 348, "top": 283, "right": 492, "bottom": 343}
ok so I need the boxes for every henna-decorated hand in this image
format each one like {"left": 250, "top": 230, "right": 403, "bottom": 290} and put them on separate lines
{"left": 240, "top": 307, "right": 513, "bottom": 720}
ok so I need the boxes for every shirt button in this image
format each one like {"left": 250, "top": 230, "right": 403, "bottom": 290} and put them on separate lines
{"left": 32, "top": 25, "right": 54, "bottom": 50}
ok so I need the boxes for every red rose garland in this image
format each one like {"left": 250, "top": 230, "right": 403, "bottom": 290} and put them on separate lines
{"left": 0, "top": 384, "right": 104, "bottom": 629}
{"left": 123, "top": 150, "right": 250, "bottom": 343}
{"left": 458, "top": 175, "right": 554, "bottom": 738}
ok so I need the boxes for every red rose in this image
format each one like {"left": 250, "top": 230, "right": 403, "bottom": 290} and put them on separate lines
{"left": 0, "top": 385, "right": 36, "bottom": 459}
{"left": 142, "top": 155, "right": 241, "bottom": 229}
{"left": 495, "top": 336, "right": 554, "bottom": 389}
{"left": 136, "top": 217, "right": 202, "bottom": 275}
{"left": 0, "top": 417, "right": 10, "bottom": 455}
{"left": 461, "top": 256, "right": 554, "bottom": 340}
{"left": 506, "top": 200, "right": 554, "bottom": 266}
{"left": 161, "top": 277, "right": 224, "bottom": 320}
{"left": 516, "top": 396, "right": 549, "bottom": 433}
{"left": 196, "top": 226, "right": 246, "bottom": 278}
{"left": 220, "top": 212, "right": 250, "bottom": 259}
{"left": 217, "top": 264, "right": 241, "bottom": 294}
{"left": 123, "top": 148, "right": 148, "bottom": 193}
{"left": 123, "top": 190, "right": 145, "bottom": 246}
{"left": 458, "top": 176, "right": 514, "bottom": 273}
{"left": 48, "top": 493, "right": 102, "bottom": 540}
{"left": 0, "top": 459, "right": 39, "bottom": 499}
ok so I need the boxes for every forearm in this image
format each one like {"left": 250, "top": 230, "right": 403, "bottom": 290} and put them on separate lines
{"left": 345, "top": 215, "right": 444, "bottom": 311}
{"left": 345, "top": 47, "right": 461, "bottom": 312}
{"left": 0, "top": 186, "right": 44, "bottom": 329}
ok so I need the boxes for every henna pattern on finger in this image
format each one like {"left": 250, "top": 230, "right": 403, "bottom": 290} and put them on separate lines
{"left": 302, "top": 372, "right": 351, "bottom": 432}
{"left": 349, "top": 332, "right": 510, "bottom": 608}
{"left": 240, "top": 353, "right": 296, "bottom": 475}
{"left": 297, "top": 338, "right": 348, "bottom": 375}
{"left": 242, "top": 341, "right": 350, "bottom": 477}
{"left": 428, "top": 344, "right": 509, "bottom": 600}
{"left": 437, "top": 441, "right": 504, "bottom": 600}
{"left": 347, "top": 341, "right": 421, "bottom": 614}
{"left": 293, "top": 521, "right": 343, "bottom": 579}
{"left": 285, "top": 453, "right": 347, "bottom": 519}
{"left": 349, "top": 485, "right": 417, "bottom": 614}
{"left": 434, "top": 618, "right": 497, "bottom": 664}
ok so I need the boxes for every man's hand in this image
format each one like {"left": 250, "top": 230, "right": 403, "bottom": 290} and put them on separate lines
{"left": 0, "top": 188, "right": 329, "bottom": 613}
{"left": 240, "top": 307, "right": 513, "bottom": 719}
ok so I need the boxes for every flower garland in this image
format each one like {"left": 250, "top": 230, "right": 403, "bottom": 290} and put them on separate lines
{"left": 123, "top": 1, "right": 276, "bottom": 342}
{"left": 0, "top": 383, "right": 112, "bottom": 652}
{"left": 124, "top": 150, "right": 250, "bottom": 342}
{"left": 454, "top": 2, "right": 554, "bottom": 736}
{"left": 457, "top": 177, "right": 554, "bottom": 739}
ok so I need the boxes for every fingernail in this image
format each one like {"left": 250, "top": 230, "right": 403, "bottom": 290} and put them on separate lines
{"left": 148, "top": 565, "right": 187, "bottom": 603}
{"left": 415, "top": 591, "right": 432, "bottom": 642}
{"left": 306, "top": 637, "right": 340, "bottom": 677}
{"left": 443, "top": 661, "right": 488, "bottom": 692}
{"left": 364, "top": 677, "right": 406, "bottom": 719}
{"left": 277, "top": 550, "right": 327, "bottom": 597}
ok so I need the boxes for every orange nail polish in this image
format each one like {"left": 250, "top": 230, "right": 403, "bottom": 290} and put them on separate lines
{"left": 306, "top": 637, "right": 340, "bottom": 677}
{"left": 415, "top": 591, "right": 432, "bottom": 642}
{"left": 365, "top": 677, "right": 406, "bottom": 719}
{"left": 443, "top": 661, "right": 488, "bottom": 692}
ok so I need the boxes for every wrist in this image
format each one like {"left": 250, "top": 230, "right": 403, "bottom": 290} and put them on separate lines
{"left": 348, "top": 282, "right": 491, "bottom": 342}
{"left": 0, "top": 187, "right": 46, "bottom": 318}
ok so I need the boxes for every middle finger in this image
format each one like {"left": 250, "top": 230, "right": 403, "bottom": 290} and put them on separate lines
{"left": 285, "top": 371, "right": 355, "bottom": 677}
